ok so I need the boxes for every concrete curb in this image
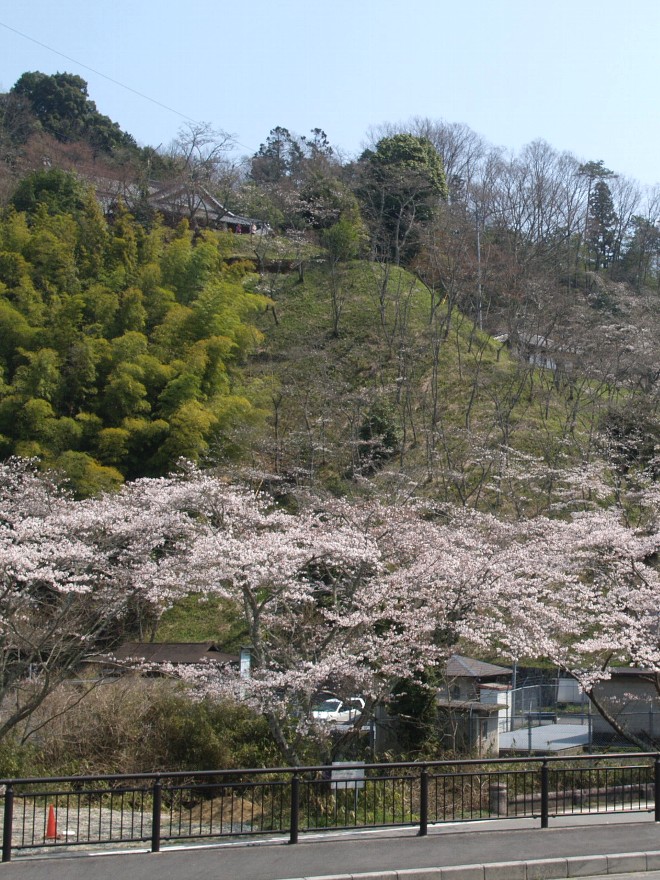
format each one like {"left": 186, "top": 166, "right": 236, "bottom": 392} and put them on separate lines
{"left": 280, "top": 849, "right": 660, "bottom": 879}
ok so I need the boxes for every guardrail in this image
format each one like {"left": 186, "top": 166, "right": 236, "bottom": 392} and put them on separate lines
{"left": 2, "top": 752, "right": 659, "bottom": 861}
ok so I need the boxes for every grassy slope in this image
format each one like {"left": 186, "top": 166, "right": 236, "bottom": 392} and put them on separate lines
{"left": 160, "top": 249, "right": 615, "bottom": 643}
{"left": 156, "top": 595, "right": 247, "bottom": 649}
{"left": 243, "top": 255, "right": 607, "bottom": 509}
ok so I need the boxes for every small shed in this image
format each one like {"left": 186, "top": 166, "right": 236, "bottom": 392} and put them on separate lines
{"left": 437, "top": 655, "right": 513, "bottom": 755}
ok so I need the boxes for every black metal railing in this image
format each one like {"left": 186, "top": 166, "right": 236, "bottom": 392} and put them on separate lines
{"left": 1, "top": 752, "right": 659, "bottom": 861}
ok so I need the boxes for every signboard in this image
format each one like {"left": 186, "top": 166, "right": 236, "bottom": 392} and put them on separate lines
{"left": 239, "top": 648, "right": 251, "bottom": 679}
{"left": 330, "top": 762, "right": 365, "bottom": 791}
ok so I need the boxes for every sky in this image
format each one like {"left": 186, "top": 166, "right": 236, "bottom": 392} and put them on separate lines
{"left": 2, "top": 0, "right": 660, "bottom": 185}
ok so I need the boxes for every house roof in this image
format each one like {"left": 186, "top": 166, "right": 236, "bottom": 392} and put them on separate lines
{"left": 446, "top": 654, "right": 512, "bottom": 679}
{"left": 436, "top": 697, "right": 504, "bottom": 714}
{"left": 92, "top": 177, "right": 264, "bottom": 229}
{"left": 97, "top": 641, "right": 238, "bottom": 667}
{"left": 605, "top": 667, "right": 659, "bottom": 678}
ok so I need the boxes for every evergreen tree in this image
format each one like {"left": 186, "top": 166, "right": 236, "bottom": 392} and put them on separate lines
{"left": 357, "top": 134, "right": 448, "bottom": 265}
{"left": 587, "top": 179, "right": 617, "bottom": 270}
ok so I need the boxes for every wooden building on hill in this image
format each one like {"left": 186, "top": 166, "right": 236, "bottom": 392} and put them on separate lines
{"left": 94, "top": 177, "right": 267, "bottom": 234}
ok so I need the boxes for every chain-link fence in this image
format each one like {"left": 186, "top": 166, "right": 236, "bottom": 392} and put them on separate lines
{"left": 505, "top": 680, "right": 660, "bottom": 751}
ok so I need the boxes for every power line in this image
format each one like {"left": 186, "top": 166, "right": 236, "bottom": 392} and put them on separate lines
{"left": 0, "top": 20, "right": 256, "bottom": 154}
{"left": 0, "top": 19, "right": 199, "bottom": 125}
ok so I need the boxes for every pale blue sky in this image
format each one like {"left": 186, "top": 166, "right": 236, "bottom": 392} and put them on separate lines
{"left": 2, "top": 0, "right": 659, "bottom": 184}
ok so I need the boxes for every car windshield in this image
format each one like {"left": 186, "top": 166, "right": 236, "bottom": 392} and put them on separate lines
{"left": 314, "top": 699, "right": 342, "bottom": 713}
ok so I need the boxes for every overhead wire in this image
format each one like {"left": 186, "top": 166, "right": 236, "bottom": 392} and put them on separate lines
{"left": 0, "top": 19, "right": 255, "bottom": 153}
{"left": 0, "top": 19, "right": 199, "bottom": 125}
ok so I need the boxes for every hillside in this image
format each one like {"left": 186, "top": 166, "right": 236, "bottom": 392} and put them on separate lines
{"left": 245, "top": 256, "right": 609, "bottom": 511}
{"left": 1, "top": 73, "right": 658, "bottom": 502}
{"left": 0, "top": 180, "right": 653, "bottom": 509}
{"left": 2, "top": 74, "right": 660, "bottom": 773}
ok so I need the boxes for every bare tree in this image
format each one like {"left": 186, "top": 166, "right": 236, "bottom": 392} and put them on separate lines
{"left": 158, "top": 122, "right": 239, "bottom": 223}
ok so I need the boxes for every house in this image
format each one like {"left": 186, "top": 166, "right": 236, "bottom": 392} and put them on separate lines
{"left": 494, "top": 331, "right": 578, "bottom": 374}
{"left": 89, "top": 641, "right": 239, "bottom": 677}
{"left": 436, "top": 655, "right": 513, "bottom": 755}
{"left": 93, "top": 176, "right": 267, "bottom": 234}
{"left": 144, "top": 182, "right": 265, "bottom": 234}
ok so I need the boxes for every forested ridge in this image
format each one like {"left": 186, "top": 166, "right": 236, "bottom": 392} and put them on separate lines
{"left": 1, "top": 71, "right": 659, "bottom": 499}
{"left": 1, "top": 72, "right": 660, "bottom": 771}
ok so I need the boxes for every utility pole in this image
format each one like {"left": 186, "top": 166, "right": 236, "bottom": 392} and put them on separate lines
{"left": 476, "top": 207, "right": 483, "bottom": 331}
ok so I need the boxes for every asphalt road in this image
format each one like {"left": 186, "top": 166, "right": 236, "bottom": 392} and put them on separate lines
{"left": 3, "top": 813, "right": 660, "bottom": 880}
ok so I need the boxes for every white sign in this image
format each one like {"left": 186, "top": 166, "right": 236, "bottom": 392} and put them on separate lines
{"left": 239, "top": 648, "right": 251, "bottom": 679}
{"left": 331, "top": 762, "right": 365, "bottom": 790}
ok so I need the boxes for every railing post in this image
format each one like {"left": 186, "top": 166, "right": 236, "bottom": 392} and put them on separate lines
{"left": 655, "top": 756, "right": 660, "bottom": 823}
{"left": 2, "top": 784, "right": 13, "bottom": 863}
{"left": 151, "top": 777, "right": 162, "bottom": 853}
{"left": 418, "top": 765, "right": 428, "bottom": 836}
{"left": 289, "top": 773, "right": 300, "bottom": 844}
{"left": 540, "top": 761, "right": 549, "bottom": 829}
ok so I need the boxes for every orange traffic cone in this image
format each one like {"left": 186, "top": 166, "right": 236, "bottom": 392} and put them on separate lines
{"left": 45, "top": 804, "right": 57, "bottom": 840}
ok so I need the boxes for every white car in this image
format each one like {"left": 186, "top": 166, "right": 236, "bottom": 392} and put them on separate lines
{"left": 312, "top": 697, "right": 365, "bottom": 725}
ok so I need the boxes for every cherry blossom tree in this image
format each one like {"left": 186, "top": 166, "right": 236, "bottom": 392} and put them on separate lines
{"left": 3, "top": 457, "right": 660, "bottom": 760}
{"left": 461, "top": 481, "right": 660, "bottom": 747}
{"left": 2, "top": 460, "right": 480, "bottom": 759}
{"left": 166, "top": 465, "right": 660, "bottom": 758}
{"left": 0, "top": 459, "right": 196, "bottom": 742}
{"left": 145, "top": 473, "right": 494, "bottom": 763}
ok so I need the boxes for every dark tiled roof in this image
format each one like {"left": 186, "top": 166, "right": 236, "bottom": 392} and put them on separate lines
{"left": 446, "top": 654, "right": 512, "bottom": 679}
{"left": 607, "top": 667, "right": 657, "bottom": 677}
{"left": 105, "top": 642, "right": 238, "bottom": 666}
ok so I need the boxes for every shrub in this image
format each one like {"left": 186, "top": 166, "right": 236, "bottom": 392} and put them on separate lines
{"left": 10, "top": 678, "right": 278, "bottom": 776}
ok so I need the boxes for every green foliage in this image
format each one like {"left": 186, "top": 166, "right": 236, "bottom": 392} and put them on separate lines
{"left": 11, "top": 71, "right": 136, "bottom": 155}
{"left": 11, "top": 168, "right": 88, "bottom": 216}
{"left": 157, "top": 400, "right": 218, "bottom": 463}
{"left": 250, "top": 126, "right": 305, "bottom": 184}
{"left": 358, "top": 134, "right": 448, "bottom": 264}
{"left": 145, "top": 695, "right": 278, "bottom": 771}
{"left": 12, "top": 681, "right": 278, "bottom": 776}
{"left": 0, "top": 195, "right": 269, "bottom": 493}
{"left": 0, "top": 737, "right": 40, "bottom": 778}
{"left": 53, "top": 451, "right": 124, "bottom": 497}
{"left": 587, "top": 180, "right": 617, "bottom": 269}
{"left": 156, "top": 594, "right": 248, "bottom": 648}
{"left": 12, "top": 71, "right": 89, "bottom": 141}
{"left": 13, "top": 347, "right": 60, "bottom": 400}
{"left": 321, "top": 216, "right": 366, "bottom": 264}
{"left": 367, "top": 134, "right": 448, "bottom": 199}
{"left": 356, "top": 400, "right": 400, "bottom": 474}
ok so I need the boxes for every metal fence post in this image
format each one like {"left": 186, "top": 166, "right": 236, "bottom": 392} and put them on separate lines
{"left": 151, "top": 777, "right": 162, "bottom": 853}
{"left": 655, "top": 756, "right": 660, "bottom": 823}
{"left": 289, "top": 774, "right": 300, "bottom": 844}
{"left": 541, "top": 761, "right": 549, "bottom": 829}
{"left": 418, "top": 765, "right": 428, "bottom": 837}
{"left": 2, "top": 784, "right": 13, "bottom": 862}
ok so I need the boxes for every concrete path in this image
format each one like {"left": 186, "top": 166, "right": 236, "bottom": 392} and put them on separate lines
{"left": 3, "top": 813, "right": 660, "bottom": 880}
{"left": 499, "top": 721, "right": 590, "bottom": 752}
